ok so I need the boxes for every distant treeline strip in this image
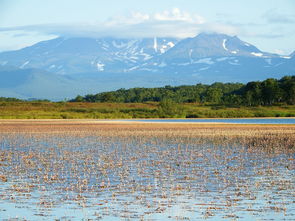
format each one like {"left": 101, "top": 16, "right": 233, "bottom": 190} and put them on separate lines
{"left": 71, "top": 76, "right": 295, "bottom": 106}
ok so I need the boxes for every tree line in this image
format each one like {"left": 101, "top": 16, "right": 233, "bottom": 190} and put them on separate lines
{"left": 71, "top": 76, "right": 295, "bottom": 106}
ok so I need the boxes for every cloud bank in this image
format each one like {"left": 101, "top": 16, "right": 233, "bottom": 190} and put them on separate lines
{"left": 2, "top": 8, "right": 293, "bottom": 54}
{"left": 0, "top": 8, "right": 239, "bottom": 39}
{"left": 262, "top": 9, "right": 295, "bottom": 24}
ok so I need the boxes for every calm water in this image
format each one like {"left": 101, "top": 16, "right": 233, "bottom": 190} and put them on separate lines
{"left": 130, "top": 118, "right": 295, "bottom": 124}
{"left": 0, "top": 131, "right": 294, "bottom": 220}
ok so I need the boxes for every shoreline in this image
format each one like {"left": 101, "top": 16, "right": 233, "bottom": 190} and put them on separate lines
{"left": 0, "top": 119, "right": 294, "bottom": 132}
{"left": 0, "top": 118, "right": 294, "bottom": 125}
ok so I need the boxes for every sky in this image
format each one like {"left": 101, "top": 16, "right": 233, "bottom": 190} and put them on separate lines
{"left": 0, "top": 0, "right": 295, "bottom": 54}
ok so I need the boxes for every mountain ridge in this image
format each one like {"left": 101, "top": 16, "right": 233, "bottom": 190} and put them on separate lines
{"left": 0, "top": 32, "right": 294, "bottom": 100}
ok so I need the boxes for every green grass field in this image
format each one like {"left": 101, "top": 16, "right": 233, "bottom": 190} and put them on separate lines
{"left": 1, "top": 101, "right": 295, "bottom": 119}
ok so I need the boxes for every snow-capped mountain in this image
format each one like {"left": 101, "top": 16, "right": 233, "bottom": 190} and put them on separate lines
{"left": 121, "top": 33, "right": 293, "bottom": 81}
{"left": 0, "top": 33, "right": 294, "bottom": 100}
{"left": 152, "top": 33, "right": 276, "bottom": 62}
{"left": 0, "top": 37, "right": 178, "bottom": 75}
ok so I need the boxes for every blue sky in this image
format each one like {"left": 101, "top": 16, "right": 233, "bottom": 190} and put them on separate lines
{"left": 0, "top": 0, "right": 295, "bottom": 54}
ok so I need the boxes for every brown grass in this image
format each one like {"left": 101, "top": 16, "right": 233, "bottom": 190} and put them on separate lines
{"left": 0, "top": 120, "right": 294, "bottom": 219}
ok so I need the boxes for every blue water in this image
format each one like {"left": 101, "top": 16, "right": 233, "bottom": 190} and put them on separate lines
{"left": 0, "top": 130, "right": 294, "bottom": 220}
{"left": 128, "top": 118, "right": 295, "bottom": 124}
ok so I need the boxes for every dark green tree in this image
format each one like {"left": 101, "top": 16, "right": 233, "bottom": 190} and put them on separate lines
{"left": 205, "top": 87, "right": 223, "bottom": 103}
{"left": 158, "top": 99, "right": 185, "bottom": 118}
{"left": 261, "top": 78, "right": 282, "bottom": 105}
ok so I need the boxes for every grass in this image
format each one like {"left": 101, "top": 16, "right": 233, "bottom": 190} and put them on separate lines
{"left": 0, "top": 101, "right": 295, "bottom": 119}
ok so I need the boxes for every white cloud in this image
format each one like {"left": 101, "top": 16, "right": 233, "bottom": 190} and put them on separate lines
{"left": 105, "top": 12, "right": 150, "bottom": 26}
{"left": 105, "top": 8, "right": 205, "bottom": 27}
{"left": 0, "top": 8, "right": 240, "bottom": 51}
{"left": 202, "top": 23, "right": 239, "bottom": 36}
{"left": 153, "top": 8, "right": 205, "bottom": 24}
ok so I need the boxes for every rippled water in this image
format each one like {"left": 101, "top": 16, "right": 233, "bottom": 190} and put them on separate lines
{"left": 129, "top": 118, "right": 295, "bottom": 124}
{"left": 0, "top": 134, "right": 294, "bottom": 220}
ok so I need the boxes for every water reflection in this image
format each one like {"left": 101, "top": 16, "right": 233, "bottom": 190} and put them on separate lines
{"left": 0, "top": 134, "right": 294, "bottom": 220}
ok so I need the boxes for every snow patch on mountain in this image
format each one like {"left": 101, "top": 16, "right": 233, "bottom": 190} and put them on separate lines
{"left": 228, "top": 60, "right": 240, "bottom": 65}
{"left": 96, "top": 62, "right": 105, "bottom": 71}
{"left": 102, "top": 43, "right": 109, "bottom": 48}
{"left": 194, "top": 58, "right": 214, "bottom": 65}
{"left": 139, "top": 68, "right": 157, "bottom": 72}
{"left": 167, "top": 42, "right": 175, "bottom": 48}
{"left": 189, "top": 49, "right": 193, "bottom": 63}
{"left": 216, "top": 57, "right": 230, "bottom": 62}
{"left": 129, "top": 56, "right": 139, "bottom": 61}
{"left": 128, "top": 66, "right": 139, "bottom": 71}
{"left": 20, "top": 61, "right": 30, "bottom": 69}
{"left": 178, "top": 62, "right": 190, "bottom": 66}
{"left": 153, "top": 37, "right": 158, "bottom": 53}
{"left": 251, "top": 52, "right": 263, "bottom": 57}
{"left": 160, "top": 48, "right": 165, "bottom": 54}
{"left": 158, "top": 62, "right": 167, "bottom": 67}
{"left": 199, "top": 67, "right": 209, "bottom": 71}
{"left": 280, "top": 56, "right": 291, "bottom": 59}
{"left": 223, "top": 39, "right": 238, "bottom": 54}
{"left": 112, "top": 40, "right": 127, "bottom": 49}
{"left": 142, "top": 54, "right": 152, "bottom": 60}
{"left": 160, "top": 45, "right": 168, "bottom": 53}
{"left": 222, "top": 39, "right": 228, "bottom": 51}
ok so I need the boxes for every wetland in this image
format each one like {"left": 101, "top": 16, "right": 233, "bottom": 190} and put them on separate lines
{"left": 0, "top": 120, "right": 294, "bottom": 220}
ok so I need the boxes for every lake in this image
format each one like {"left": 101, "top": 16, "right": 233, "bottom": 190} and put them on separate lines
{"left": 128, "top": 118, "right": 295, "bottom": 124}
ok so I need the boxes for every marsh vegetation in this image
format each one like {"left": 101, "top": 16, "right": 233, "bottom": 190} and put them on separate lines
{"left": 0, "top": 121, "right": 294, "bottom": 220}
{"left": 0, "top": 101, "right": 295, "bottom": 119}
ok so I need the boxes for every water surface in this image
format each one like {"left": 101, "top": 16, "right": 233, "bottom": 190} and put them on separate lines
{"left": 0, "top": 128, "right": 294, "bottom": 220}
{"left": 129, "top": 118, "right": 295, "bottom": 124}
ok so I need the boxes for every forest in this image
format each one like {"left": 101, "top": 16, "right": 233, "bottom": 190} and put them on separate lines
{"left": 71, "top": 76, "right": 295, "bottom": 106}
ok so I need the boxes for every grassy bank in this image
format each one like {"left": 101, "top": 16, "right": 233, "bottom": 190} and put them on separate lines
{"left": 0, "top": 101, "right": 295, "bottom": 119}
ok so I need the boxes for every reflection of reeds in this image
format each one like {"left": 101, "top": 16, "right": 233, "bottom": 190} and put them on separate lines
{"left": 0, "top": 120, "right": 294, "bottom": 220}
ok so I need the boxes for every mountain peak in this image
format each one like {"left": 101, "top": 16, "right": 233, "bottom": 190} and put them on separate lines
{"left": 157, "top": 32, "right": 268, "bottom": 62}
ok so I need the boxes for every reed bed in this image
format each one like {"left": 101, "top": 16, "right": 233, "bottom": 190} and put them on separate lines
{"left": 0, "top": 120, "right": 294, "bottom": 220}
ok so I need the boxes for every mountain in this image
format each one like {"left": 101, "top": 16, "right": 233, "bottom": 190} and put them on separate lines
{"left": 152, "top": 33, "right": 275, "bottom": 62}
{"left": 0, "top": 37, "right": 178, "bottom": 75}
{"left": 0, "top": 67, "right": 83, "bottom": 99}
{"left": 124, "top": 33, "right": 294, "bottom": 83}
{"left": 0, "top": 33, "right": 294, "bottom": 100}
{"left": 0, "top": 67, "right": 194, "bottom": 100}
